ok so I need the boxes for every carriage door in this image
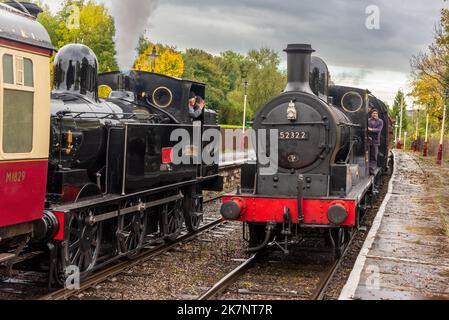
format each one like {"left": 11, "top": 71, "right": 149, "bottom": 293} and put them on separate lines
{"left": 0, "top": 48, "right": 50, "bottom": 228}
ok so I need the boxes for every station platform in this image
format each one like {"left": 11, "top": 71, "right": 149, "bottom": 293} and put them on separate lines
{"left": 340, "top": 151, "right": 449, "bottom": 300}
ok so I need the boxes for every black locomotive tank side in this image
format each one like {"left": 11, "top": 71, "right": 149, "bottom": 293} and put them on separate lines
{"left": 98, "top": 70, "right": 221, "bottom": 184}
{"left": 98, "top": 71, "right": 208, "bottom": 124}
{"left": 48, "top": 44, "right": 148, "bottom": 203}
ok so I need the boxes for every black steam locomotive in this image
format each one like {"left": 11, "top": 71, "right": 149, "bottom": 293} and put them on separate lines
{"left": 221, "top": 44, "right": 391, "bottom": 256}
{"left": 38, "top": 44, "right": 222, "bottom": 282}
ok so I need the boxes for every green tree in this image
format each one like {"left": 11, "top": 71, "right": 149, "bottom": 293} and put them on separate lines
{"left": 183, "top": 47, "right": 286, "bottom": 124}
{"left": 225, "top": 48, "right": 286, "bottom": 125}
{"left": 37, "top": 0, "right": 118, "bottom": 72}
{"left": 246, "top": 48, "right": 286, "bottom": 117}
{"left": 390, "top": 90, "right": 410, "bottom": 133}
{"left": 183, "top": 49, "right": 229, "bottom": 118}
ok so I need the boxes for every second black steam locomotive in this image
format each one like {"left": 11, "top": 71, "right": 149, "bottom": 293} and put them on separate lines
{"left": 221, "top": 44, "right": 391, "bottom": 256}
{"left": 40, "top": 44, "right": 222, "bottom": 282}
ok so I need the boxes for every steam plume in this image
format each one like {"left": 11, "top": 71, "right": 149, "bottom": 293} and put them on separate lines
{"left": 107, "top": 0, "right": 159, "bottom": 71}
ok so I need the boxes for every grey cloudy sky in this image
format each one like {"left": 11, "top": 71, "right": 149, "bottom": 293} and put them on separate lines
{"left": 42, "top": 0, "right": 447, "bottom": 105}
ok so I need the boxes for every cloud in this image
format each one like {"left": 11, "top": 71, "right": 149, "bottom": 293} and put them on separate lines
{"left": 40, "top": 0, "right": 446, "bottom": 104}
{"left": 146, "top": 0, "right": 445, "bottom": 104}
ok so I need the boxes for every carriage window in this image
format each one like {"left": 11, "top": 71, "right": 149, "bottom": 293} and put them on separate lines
{"left": 3, "top": 89, "right": 34, "bottom": 153}
{"left": 15, "top": 56, "right": 24, "bottom": 85}
{"left": 24, "top": 58, "right": 34, "bottom": 87}
{"left": 2, "top": 54, "right": 13, "bottom": 84}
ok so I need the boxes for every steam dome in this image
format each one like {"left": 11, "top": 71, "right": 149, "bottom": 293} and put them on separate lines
{"left": 54, "top": 44, "right": 99, "bottom": 101}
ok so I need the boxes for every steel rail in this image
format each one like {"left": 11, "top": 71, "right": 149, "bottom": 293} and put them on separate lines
{"left": 311, "top": 259, "right": 341, "bottom": 300}
{"left": 39, "top": 217, "right": 224, "bottom": 301}
{"left": 198, "top": 254, "right": 258, "bottom": 301}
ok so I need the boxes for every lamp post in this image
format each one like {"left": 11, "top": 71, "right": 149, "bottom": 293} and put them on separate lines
{"left": 437, "top": 90, "right": 448, "bottom": 165}
{"left": 397, "top": 93, "right": 405, "bottom": 149}
{"left": 404, "top": 132, "right": 408, "bottom": 151}
{"left": 147, "top": 46, "right": 160, "bottom": 73}
{"left": 413, "top": 104, "right": 421, "bottom": 152}
{"left": 242, "top": 80, "right": 249, "bottom": 134}
{"left": 424, "top": 104, "right": 430, "bottom": 157}
{"left": 394, "top": 116, "right": 399, "bottom": 148}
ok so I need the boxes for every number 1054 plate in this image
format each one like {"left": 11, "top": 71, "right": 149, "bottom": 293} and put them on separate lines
{"left": 279, "top": 131, "right": 310, "bottom": 140}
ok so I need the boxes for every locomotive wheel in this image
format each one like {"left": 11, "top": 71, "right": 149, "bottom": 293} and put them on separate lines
{"left": 66, "top": 213, "right": 102, "bottom": 273}
{"left": 117, "top": 206, "right": 148, "bottom": 258}
{"left": 162, "top": 199, "right": 183, "bottom": 243}
{"left": 183, "top": 189, "right": 203, "bottom": 233}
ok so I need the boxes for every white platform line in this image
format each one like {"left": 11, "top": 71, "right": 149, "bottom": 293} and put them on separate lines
{"left": 339, "top": 151, "right": 398, "bottom": 300}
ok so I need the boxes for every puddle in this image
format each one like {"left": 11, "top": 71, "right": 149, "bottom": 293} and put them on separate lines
{"left": 405, "top": 226, "right": 446, "bottom": 237}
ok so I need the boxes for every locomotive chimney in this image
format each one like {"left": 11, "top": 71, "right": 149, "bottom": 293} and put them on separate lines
{"left": 284, "top": 44, "right": 315, "bottom": 94}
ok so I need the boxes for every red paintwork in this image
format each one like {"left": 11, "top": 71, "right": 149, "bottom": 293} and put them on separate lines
{"left": 222, "top": 196, "right": 357, "bottom": 227}
{"left": 423, "top": 142, "right": 428, "bottom": 158}
{"left": 0, "top": 160, "right": 47, "bottom": 228}
{"left": 53, "top": 211, "right": 65, "bottom": 241}
{"left": 437, "top": 144, "right": 443, "bottom": 165}
{"left": 231, "top": 197, "right": 248, "bottom": 215}
{"left": 61, "top": 185, "right": 81, "bottom": 203}
{"left": 162, "top": 148, "right": 173, "bottom": 164}
{"left": 0, "top": 38, "right": 53, "bottom": 56}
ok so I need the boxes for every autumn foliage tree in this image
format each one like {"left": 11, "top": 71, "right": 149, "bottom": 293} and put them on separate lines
{"left": 134, "top": 43, "right": 184, "bottom": 78}
{"left": 410, "top": 75, "right": 445, "bottom": 134}
{"left": 411, "top": 7, "right": 449, "bottom": 136}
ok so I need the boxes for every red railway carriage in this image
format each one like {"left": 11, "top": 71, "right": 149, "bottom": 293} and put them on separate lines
{"left": 0, "top": 3, "right": 53, "bottom": 250}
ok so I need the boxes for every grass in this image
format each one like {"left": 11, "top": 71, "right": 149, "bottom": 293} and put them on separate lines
{"left": 220, "top": 124, "right": 245, "bottom": 129}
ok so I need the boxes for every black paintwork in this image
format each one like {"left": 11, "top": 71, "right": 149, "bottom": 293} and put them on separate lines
{"left": 98, "top": 71, "right": 207, "bottom": 124}
{"left": 252, "top": 45, "right": 353, "bottom": 197}
{"left": 310, "top": 56, "right": 330, "bottom": 100}
{"left": 241, "top": 44, "right": 389, "bottom": 203}
{"left": 47, "top": 44, "right": 222, "bottom": 205}
{"left": 54, "top": 44, "right": 99, "bottom": 101}
{"left": 329, "top": 85, "right": 391, "bottom": 170}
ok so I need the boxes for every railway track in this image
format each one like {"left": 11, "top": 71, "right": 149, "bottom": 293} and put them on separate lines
{"left": 0, "top": 162, "right": 244, "bottom": 301}
{"left": 198, "top": 254, "right": 258, "bottom": 300}
{"left": 38, "top": 163, "right": 243, "bottom": 300}
{"left": 196, "top": 167, "right": 393, "bottom": 301}
{"left": 40, "top": 216, "right": 225, "bottom": 300}
{"left": 197, "top": 223, "right": 360, "bottom": 301}
{"left": 196, "top": 251, "right": 345, "bottom": 301}
{"left": 3, "top": 161, "right": 389, "bottom": 301}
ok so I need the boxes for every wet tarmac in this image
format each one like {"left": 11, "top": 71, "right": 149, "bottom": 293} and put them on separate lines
{"left": 341, "top": 151, "right": 449, "bottom": 300}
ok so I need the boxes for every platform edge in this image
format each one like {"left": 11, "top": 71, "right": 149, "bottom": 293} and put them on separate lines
{"left": 339, "top": 150, "right": 398, "bottom": 300}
